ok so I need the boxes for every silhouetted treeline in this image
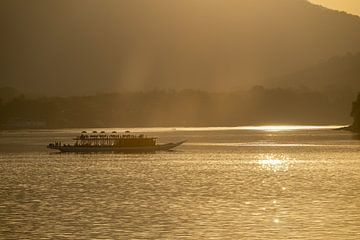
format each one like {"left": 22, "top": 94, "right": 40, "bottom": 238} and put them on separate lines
{"left": 0, "top": 87, "right": 355, "bottom": 129}
{"left": 351, "top": 93, "right": 360, "bottom": 133}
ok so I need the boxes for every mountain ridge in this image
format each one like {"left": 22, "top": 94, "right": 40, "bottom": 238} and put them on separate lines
{"left": 1, "top": 0, "right": 360, "bottom": 95}
{"left": 271, "top": 52, "right": 360, "bottom": 90}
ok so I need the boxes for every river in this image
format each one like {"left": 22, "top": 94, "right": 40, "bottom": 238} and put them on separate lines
{"left": 0, "top": 126, "right": 359, "bottom": 239}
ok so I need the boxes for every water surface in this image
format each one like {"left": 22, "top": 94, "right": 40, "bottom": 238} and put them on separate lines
{"left": 0, "top": 126, "right": 360, "bottom": 239}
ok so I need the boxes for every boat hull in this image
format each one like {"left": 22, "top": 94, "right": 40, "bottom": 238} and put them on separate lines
{"left": 47, "top": 141, "right": 186, "bottom": 153}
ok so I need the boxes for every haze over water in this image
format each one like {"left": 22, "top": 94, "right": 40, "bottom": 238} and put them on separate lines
{"left": 1, "top": 126, "right": 359, "bottom": 239}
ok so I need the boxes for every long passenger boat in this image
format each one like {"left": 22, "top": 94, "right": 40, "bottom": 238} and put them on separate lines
{"left": 47, "top": 131, "right": 186, "bottom": 153}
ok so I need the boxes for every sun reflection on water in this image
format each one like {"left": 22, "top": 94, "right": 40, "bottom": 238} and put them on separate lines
{"left": 257, "top": 154, "right": 290, "bottom": 172}
{"left": 246, "top": 125, "right": 337, "bottom": 132}
{"left": 258, "top": 159, "right": 283, "bottom": 166}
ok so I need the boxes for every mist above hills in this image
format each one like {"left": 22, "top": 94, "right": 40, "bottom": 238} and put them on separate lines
{"left": 1, "top": 0, "right": 360, "bottom": 96}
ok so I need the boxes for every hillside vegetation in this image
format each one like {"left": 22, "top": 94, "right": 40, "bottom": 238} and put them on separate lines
{"left": 272, "top": 52, "right": 360, "bottom": 90}
{"left": 1, "top": 0, "right": 360, "bottom": 95}
{"left": 0, "top": 88, "right": 354, "bottom": 129}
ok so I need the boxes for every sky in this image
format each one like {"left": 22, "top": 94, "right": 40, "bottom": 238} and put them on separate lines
{"left": 310, "top": 0, "right": 360, "bottom": 16}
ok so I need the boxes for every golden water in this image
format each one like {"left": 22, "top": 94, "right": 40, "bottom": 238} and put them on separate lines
{"left": 0, "top": 127, "right": 359, "bottom": 239}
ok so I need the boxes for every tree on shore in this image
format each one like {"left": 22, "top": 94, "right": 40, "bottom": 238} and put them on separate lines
{"left": 351, "top": 93, "right": 360, "bottom": 133}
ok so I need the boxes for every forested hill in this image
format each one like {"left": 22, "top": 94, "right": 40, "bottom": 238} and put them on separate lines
{"left": 272, "top": 52, "right": 360, "bottom": 90}
{"left": 1, "top": 0, "right": 360, "bottom": 95}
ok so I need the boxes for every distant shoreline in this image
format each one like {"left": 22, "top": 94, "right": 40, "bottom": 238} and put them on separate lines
{"left": 0, "top": 125, "right": 350, "bottom": 132}
{"left": 334, "top": 125, "right": 352, "bottom": 131}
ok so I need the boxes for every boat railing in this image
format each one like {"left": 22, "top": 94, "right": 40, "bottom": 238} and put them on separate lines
{"left": 74, "top": 134, "right": 156, "bottom": 141}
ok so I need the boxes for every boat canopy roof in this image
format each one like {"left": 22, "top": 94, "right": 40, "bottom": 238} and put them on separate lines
{"left": 74, "top": 131, "right": 156, "bottom": 140}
